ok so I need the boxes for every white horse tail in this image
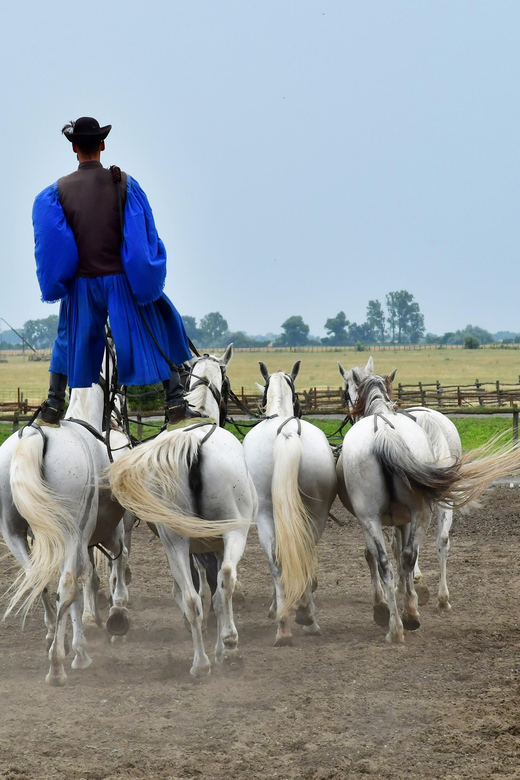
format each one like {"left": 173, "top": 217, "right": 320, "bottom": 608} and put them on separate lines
{"left": 7, "top": 432, "right": 76, "bottom": 618}
{"left": 373, "top": 428, "right": 520, "bottom": 508}
{"left": 271, "top": 428, "right": 317, "bottom": 617}
{"left": 109, "top": 430, "right": 243, "bottom": 537}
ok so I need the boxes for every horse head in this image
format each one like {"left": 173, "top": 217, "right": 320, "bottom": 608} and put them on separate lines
{"left": 257, "top": 360, "right": 301, "bottom": 418}
{"left": 338, "top": 356, "right": 396, "bottom": 420}
{"left": 185, "top": 343, "right": 233, "bottom": 424}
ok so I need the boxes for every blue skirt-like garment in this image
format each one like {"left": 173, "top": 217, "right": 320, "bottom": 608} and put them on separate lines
{"left": 50, "top": 274, "right": 192, "bottom": 387}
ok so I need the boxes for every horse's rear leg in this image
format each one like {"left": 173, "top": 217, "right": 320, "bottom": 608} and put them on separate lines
{"left": 47, "top": 563, "right": 79, "bottom": 686}
{"left": 365, "top": 545, "right": 389, "bottom": 627}
{"left": 396, "top": 525, "right": 420, "bottom": 631}
{"left": 435, "top": 505, "right": 453, "bottom": 611}
{"left": 70, "top": 583, "right": 92, "bottom": 670}
{"left": 295, "top": 585, "right": 321, "bottom": 636}
{"left": 213, "top": 528, "right": 248, "bottom": 668}
{"left": 106, "top": 531, "right": 130, "bottom": 638}
{"left": 158, "top": 529, "right": 211, "bottom": 678}
{"left": 82, "top": 552, "right": 105, "bottom": 639}
{"left": 361, "top": 525, "right": 403, "bottom": 644}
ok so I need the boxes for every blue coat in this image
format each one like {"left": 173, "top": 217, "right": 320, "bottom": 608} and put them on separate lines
{"left": 33, "top": 175, "right": 191, "bottom": 387}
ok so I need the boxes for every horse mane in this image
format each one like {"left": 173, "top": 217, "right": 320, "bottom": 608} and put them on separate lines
{"left": 351, "top": 375, "right": 394, "bottom": 419}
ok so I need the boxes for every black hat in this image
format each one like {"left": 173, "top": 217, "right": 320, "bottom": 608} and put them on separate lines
{"left": 62, "top": 116, "right": 112, "bottom": 143}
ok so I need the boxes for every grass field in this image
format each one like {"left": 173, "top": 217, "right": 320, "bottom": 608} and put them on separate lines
{"left": 0, "top": 415, "right": 513, "bottom": 452}
{"left": 1, "top": 347, "right": 520, "bottom": 399}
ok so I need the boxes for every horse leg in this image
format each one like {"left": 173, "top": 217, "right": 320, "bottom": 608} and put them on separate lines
{"left": 70, "top": 575, "right": 92, "bottom": 670}
{"left": 365, "top": 545, "right": 389, "bottom": 628}
{"left": 257, "top": 512, "right": 293, "bottom": 646}
{"left": 47, "top": 554, "right": 80, "bottom": 686}
{"left": 435, "top": 505, "right": 453, "bottom": 611}
{"left": 157, "top": 528, "right": 211, "bottom": 678}
{"left": 295, "top": 584, "right": 321, "bottom": 636}
{"left": 213, "top": 527, "right": 248, "bottom": 667}
{"left": 41, "top": 587, "right": 57, "bottom": 649}
{"left": 398, "top": 525, "right": 421, "bottom": 631}
{"left": 82, "top": 550, "right": 105, "bottom": 639}
{"left": 361, "top": 523, "right": 404, "bottom": 644}
{"left": 400, "top": 507, "right": 433, "bottom": 630}
{"left": 412, "top": 551, "right": 431, "bottom": 606}
{"left": 104, "top": 527, "right": 130, "bottom": 637}
{"left": 123, "top": 510, "right": 136, "bottom": 585}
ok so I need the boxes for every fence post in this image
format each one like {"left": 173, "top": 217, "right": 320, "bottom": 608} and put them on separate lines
{"left": 314, "top": 387, "right": 317, "bottom": 410}
{"left": 17, "top": 387, "right": 21, "bottom": 410}
{"left": 457, "top": 386, "right": 462, "bottom": 406}
{"left": 514, "top": 407, "right": 519, "bottom": 449}
{"left": 419, "top": 382, "right": 425, "bottom": 406}
{"left": 137, "top": 409, "right": 143, "bottom": 441}
{"left": 496, "top": 380, "right": 501, "bottom": 406}
{"left": 12, "top": 410, "right": 19, "bottom": 433}
{"left": 436, "top": 381, "right": 442, "bottom": 406}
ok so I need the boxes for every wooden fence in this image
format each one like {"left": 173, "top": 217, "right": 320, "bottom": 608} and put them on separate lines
{"left": 3, "top": 379, "right": 520, "bottom": 422}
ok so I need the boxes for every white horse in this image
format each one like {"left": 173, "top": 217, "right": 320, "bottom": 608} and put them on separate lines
{"left": 0, "top": 371, "right": 132, "bottom": 685}
{"left": 338, "top": 356, "right": 461, "bottom": 611}
{"left": 243, "top": 361, "right": 337, "bottom": 646}
{"left": 109, "top": 346, "right": 257, "bottom": 678}
{"left": 336, "top": 362, "right": 520, "bottom": 644}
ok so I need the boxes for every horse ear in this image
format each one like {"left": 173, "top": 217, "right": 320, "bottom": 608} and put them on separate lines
{"left": 259, "top": 362, "right": 270, "bottom": 382}
{"left": 365, "top": 356, "right": 374, "bottom": 374}
{"left": 255, "top": 381, "right": 264, "bottom": 393}
{"left": 338, "top": 361, "right": 346, "bottom": 380}
{"left": 387, "top": 368, "right": 397, "bottom": 383}
{"left": 351, "top": 368, "right": 362, "bottom": 385}
{"left": 220, "top": 343, "right": 234, "bottom": 368}
{"left": 290, "top": 360, "right": 301, "bottom": 382}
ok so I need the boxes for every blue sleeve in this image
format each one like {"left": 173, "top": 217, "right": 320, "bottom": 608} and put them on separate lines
{"left": 121, "top": 176, "right": 167, "bottom": 305}
{"left": 33, "top": 183, "right": 79, "bottom": 303}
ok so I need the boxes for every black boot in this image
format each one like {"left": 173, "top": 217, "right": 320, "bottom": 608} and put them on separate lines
{"left": 37, "top": 372, "right": 68, "bottom": 427}
{"left": 162, "top": 369, "right": 203, "bottom": 428}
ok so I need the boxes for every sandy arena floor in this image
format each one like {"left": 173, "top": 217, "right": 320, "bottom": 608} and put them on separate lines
{"left": 1, "top": 489, "right": 520, "bottom": 779}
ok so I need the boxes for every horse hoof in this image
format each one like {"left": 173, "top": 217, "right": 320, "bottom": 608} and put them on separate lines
{"left": 106, "top": 608, "right": 130, "bottom": 637}
{"left": 71, "top": 653, "right": 93, "bottom": 670}
{"left": 222, "top": 650, "right": 244, "bottom": 677}
{"left": 415, "top": 583, "right": 430, "bottom": 606}
{"left": 373, "top": 603, "right": 390, "bottom": 627}
{"left": 402, "top": 615, "right": 421, "bottom": 631}
{"left": 46, "top": 669, "right": 67, "bottom": 686}
{"left": 302, "top": 621, "right": 321, "bottom": 636}
{"left": 125, "top": 566, "right": 132, "bottom": 586}
{"left": 438, "top": 599, "right": 452, "bottom": 612}
{"left": 190, "top": 664, "right": 211, "bottom": 680}
{"left": 274, "top": 634, "right": 293, "bottom": 647}
{"left": 385, "top": 631, "right": 405, "bottom": 645}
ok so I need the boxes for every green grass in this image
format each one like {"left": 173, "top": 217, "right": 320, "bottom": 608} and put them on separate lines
{"left": 1, "top": 415, "right": 515, "bottom": 453}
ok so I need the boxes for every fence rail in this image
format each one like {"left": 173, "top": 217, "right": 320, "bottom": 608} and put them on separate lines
{"left": 3, "top": 378, "right": 520, "bottom": 421}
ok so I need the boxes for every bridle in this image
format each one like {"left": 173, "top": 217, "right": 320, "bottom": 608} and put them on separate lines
{"left": 261, "top": 372, "right": 302, "bottom": 419}
{"left": 185, "top": 354, "right": 229, "bottom": 427}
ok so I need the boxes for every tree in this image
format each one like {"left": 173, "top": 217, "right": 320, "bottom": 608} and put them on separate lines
{"left": 464, "top": 334, "right": 480, "bottom": 349}
{"left": 385, "top": 290, "right": 425, "bottom": 344}
{"left": 198, "top": 312, "right": 229, "bottom": 347}
{"left": 276, "top": 315, "right": 310, "bottom": 347}
{"left": 23, "top": 315, "right": 59, "bottom": 349}
{"left": 408, "top": 302, "right": 425, "bottom": 344}
{"left": 181, "top": 315, "right": 200, "bottom": 344}
{"left": 348, "top": 321, "right": 375, "bottom": 344}
{"left": 366, "top": 300, "right": 386, "bottom": 342}
{"left": 323, "top": 311, "right": 350, "bottom": 346}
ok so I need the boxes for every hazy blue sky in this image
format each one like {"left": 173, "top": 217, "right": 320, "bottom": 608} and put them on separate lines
{"left": 0, "top": 1, "right": 519, "bottom": 338}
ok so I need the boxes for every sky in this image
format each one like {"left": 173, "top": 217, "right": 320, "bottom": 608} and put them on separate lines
{"left": 0, "top": 1, "right": 519, "bottom": 339}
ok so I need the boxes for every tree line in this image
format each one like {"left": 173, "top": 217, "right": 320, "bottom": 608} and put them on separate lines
{"left": 0, "top": 293, "right": 510, "bottom": 352}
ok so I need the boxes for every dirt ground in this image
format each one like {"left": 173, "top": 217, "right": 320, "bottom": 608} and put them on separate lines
{"left": 1, "top": 489, "right": 520, "bottom": 780}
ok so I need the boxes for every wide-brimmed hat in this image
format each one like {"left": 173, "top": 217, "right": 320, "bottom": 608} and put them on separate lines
{"left": 62, "top": 116, "right": 112, "bottom": 143}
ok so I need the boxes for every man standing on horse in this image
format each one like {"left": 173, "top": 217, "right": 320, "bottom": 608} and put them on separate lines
{"left": 33, "top": 116, "right": 199, "bottom": 427}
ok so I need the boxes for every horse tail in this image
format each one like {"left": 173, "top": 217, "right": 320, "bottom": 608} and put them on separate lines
{"left": 373, "top": 427, "right": 520, "bottom": 507}
{"left": 271, "top": 427, "right": 317, "bottom": 617}
{"left": 6, "top": 432, "right": 76, "bottom": 618}
{"left": 109, "top": 430, "right": 243, "bottom": 537}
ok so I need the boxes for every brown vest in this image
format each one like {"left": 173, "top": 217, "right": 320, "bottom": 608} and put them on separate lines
{"left": 57, "top": 161, "right": 127, "bottom": 277}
